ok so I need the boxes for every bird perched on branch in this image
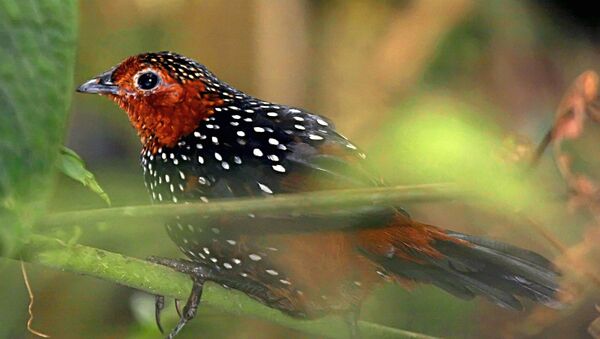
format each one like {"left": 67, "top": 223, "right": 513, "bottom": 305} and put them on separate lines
{"left": 78, "top": 51, "right": 562, "bottom": 338}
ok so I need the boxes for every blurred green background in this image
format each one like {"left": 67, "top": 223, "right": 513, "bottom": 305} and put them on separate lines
{"left": 2, "top": 0, "right": 600, "bottom": 338}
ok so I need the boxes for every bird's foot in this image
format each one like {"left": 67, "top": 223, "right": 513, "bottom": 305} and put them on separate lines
{"left": 147, "top": 256, "right": 213, "bottom": 339}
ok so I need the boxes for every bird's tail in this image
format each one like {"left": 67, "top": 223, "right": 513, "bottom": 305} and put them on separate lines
{"left": 358, "top": 219, "right": 562, "bottom": 310}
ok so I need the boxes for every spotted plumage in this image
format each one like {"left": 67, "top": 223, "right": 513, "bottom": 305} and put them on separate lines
{"left": 78, "top": 51, "right": 562, "bottom": 338}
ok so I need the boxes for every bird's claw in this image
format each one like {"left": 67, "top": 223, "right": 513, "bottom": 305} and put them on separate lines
{"left": 155, "top": 294, "right": 165, "bottom": 334}
{"left": 146, "top": 256, "right": 211, "bottom": 338}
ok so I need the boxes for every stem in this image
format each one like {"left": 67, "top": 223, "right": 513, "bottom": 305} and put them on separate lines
{"left": 16, "top": 234, "right": 437, "bottom": 339}
{"left": 41, "top": 183, "right": 463, "bottom": 232}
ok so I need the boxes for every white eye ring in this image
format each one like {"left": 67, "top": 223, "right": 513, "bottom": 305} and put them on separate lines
{"left": 134, "top": 69, "right": 161, "bottom": 91}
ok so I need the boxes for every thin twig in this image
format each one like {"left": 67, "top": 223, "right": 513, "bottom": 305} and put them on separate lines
{"left": 20, "top": 261, "right": 50, "bottom": 338}
{"left": 530, "top": 129, "right": 553, "bottom": 168}
{"left": 40, "top": 183, "right": 464, "bottom": 231}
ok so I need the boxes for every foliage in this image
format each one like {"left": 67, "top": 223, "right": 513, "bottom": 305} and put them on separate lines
{"left": 0, "top": 0, "right": 78, "bottom": 256}
{"left": 58, "top": 146, "right": 110, "bottom": 206}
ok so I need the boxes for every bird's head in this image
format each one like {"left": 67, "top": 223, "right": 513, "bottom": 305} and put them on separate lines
{"left": 77, "top": 51, "right": 225, "bottom": 151}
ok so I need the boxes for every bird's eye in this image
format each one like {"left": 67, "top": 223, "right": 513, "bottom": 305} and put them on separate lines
{"left": 136, "top": 71, "right": 160, "bottom": 90}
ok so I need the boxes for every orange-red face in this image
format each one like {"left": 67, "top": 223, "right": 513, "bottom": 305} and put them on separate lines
{"left": 77, "top": 52, "right": 224, "bottom": 151}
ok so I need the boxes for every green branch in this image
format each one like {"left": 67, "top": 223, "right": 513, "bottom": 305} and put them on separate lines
{"left": 41, "top": 183, "right": 463, "bottom": 232}
{"left": 16, "top": 234, "right": 437, "bottom": 339}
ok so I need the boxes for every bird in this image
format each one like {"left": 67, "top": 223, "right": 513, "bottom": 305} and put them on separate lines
{"left": 77, "top": 51, "right": 562, "bottom": 338}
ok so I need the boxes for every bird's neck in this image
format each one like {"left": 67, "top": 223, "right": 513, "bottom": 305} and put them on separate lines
{"left": 112, "top": 88, "right": 225, "bottom": 153}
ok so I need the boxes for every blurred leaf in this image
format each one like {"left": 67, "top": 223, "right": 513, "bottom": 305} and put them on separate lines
{"left": 58, "top": 147, "right": 111, "bottom": 206}
{"left": 370, "top": 94, "right": 545, "bottom": 213}
{"left": 0, "top": 0, "right": 78, "bottom": 257}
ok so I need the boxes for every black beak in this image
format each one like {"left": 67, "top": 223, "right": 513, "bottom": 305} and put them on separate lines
{"left": 76, "top": 68, "right": 119, "bottom": 95}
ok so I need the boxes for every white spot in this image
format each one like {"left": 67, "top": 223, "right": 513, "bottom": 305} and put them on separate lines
{"left": 165, "top": 174, "right": 170, "bottom": 183}
{"left": 253, "top": 148, "right": 263, "bottom": 157}
{"left": 233, "top": 258, "right": 241, "bottom": 265}
{"left": 293, "top": 116, "right": 304, "bottom": 121}
{"left": 236, "top": 130, "right": 245, "bottom": 137}
{"left": 354, "top": 281, "right": 362, "bottom": 286}
{"left": 203, "top": 247, "right": 210, "bottom": 255}
{"left": 272, "top": 164, "right": 286, "bottom": 173}
{"left": 211, "top": 136, "right": 219, "bottom": 144}
{"left": 294, "top": 124, "right": 305, "bottom": 130}
{"left": 194, "top": 131, "right": 202, "bottom": 138}
{"left": 214, "top": 152, "right": 223, "bottom": 161}
{"left": 226, "top": 239, "right": 236, "bottom": 245}
{"left": 254, "top": 127, "right": 265, "bottom": 133}
{"left": 187, "top": 224, "right": 195, "bottom": 232}
{"left": 221, "top": 161, "right": 230, "bottom": 170}
{"left": 179, "top": 171, "right": 186, "bottom": 180}
{"left": 346, "top": 143, "right": 357, "bottom": 150}
{"left": 232, "top": 114, "right": 241, "bottom": 120}
{"left": 267, "top": 112, "right": 278, "bottom": 117}
{"left": 258, "top": 182, "right": 273, "bottom": 194}
{"left": 210, "top": 257, "right": 218, "bottom": 263}
{"left": 240, "top": 272, "right": 248, "bottom": 277}
{"left": 268, "top": 138, "right": 279, "bottom": 145}
{"left": 211, "top": 227, "right": 220, "bottom": 234}
{"left": 223, "top": 263, "right": 233, "bottom": 269}
{"left": 266, "top": 269, "right": 279, "bottom": 276}
{"left": 267, "top": 154, "right": 279, "bottom": 162}
{"left": 249, "top": 254, "right": 262, "bottom": 261}
{"left": 280, "top": 279, "right": 291, "bottom": 285}
{"left": 233, "top": 156, "right": 242, "bottom": 164}
{"left": 244, "top": 109, "right": 254, "bottom": 113}
{"left": 197, "top": 156, "right": 204, "bottom": 164}
{"left": 316, "top": 118, "right": 329, "bottom": 126}
{"left": 309, "top": 134, "right": 323, "bottom": 140}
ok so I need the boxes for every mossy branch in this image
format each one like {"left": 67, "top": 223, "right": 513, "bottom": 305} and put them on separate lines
{"left": 15, "top": 234, "right": 437, "bottom": 339}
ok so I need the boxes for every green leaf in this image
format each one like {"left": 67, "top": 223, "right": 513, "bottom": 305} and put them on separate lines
{"left": 0, "top": 0, "right": 78, "bottom": 255}
{"left": 58, "top": 146, "right": 111, "bottom": 206}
